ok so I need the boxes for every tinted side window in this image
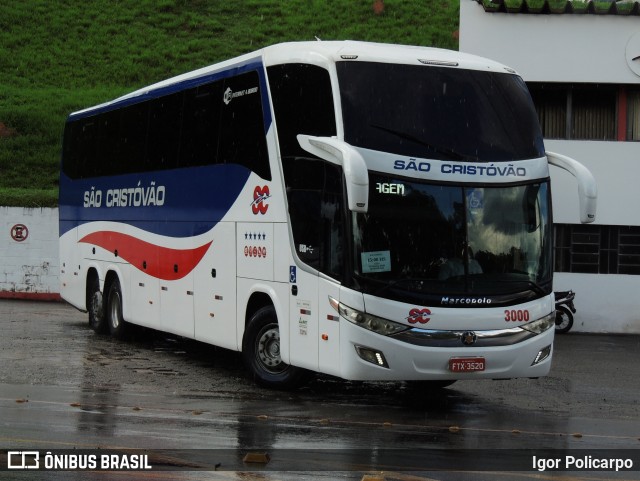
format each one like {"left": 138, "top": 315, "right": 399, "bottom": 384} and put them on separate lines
{"left": 147, "top": 92, "right": 183, "bottom": 171}
{"left": 180, "top": 81, "right": 223, "bottom": 167}
{"left": 62, "top": 118, "right": 97, "bottom": 179}
{"left": 267, "top": 64, "right": 336, "bottom": 158}
{"left": 95, "top": 110, "right": 120, "bottom": 176}
{"left": 268, "top": 64, "right": 342, "bottom": 278}
{"left": 62, "top": 69, "right": 270, "bottom": 180}
{"left": 283, "top": 157, "right": 345, "bottom": 280}
{"left": 119, "top": 102, "right": 148, "bottom": 173}
{"left": 219, "top": 71, "right": 271, "bottom": 180}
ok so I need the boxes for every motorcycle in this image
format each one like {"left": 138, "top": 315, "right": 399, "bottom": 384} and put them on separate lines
{"left": 554, "top": 290, "right": 576, "bottom": 334}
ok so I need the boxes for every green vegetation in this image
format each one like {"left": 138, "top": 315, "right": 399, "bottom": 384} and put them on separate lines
{"left": 0, "top": 0, "right": 460, "bottom": 207}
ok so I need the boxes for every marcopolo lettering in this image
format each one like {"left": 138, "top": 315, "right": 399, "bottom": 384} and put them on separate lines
{"left": 441, "top": 296, "right": 492, "bottom": 305}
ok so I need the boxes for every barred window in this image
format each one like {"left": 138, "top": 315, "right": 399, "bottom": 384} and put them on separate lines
{"left": 554, "top": 224, "right": 640, "bottom": 275}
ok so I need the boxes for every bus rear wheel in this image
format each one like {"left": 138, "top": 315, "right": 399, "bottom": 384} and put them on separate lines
{"left": 106, "top": 279, "right": 128, "bottom": 339}
{"left": 242, "top": 306, "right": 307, "bottom": 389}
{"left": 88, "top": 276, "right": 106, "bottom": 333}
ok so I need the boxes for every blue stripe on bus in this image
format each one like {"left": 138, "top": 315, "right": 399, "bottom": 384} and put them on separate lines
{"left": 59, "top": 163, "right": 252, "bottom": 238}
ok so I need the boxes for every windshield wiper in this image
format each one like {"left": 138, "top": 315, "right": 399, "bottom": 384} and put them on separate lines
{"left": 370, "top": 124, "right": 471, "bottom": 161}
{"left": 373, "top": 277, "right": 436, "bottom": 296}
{"left": 522, "top": 280, "right": 547, "bottom": 296}
{"left": 352, "top": 273, "right": 435, "bottom": 296}
{"left": 497, "top": 273, "right": 547, "bottom": 296}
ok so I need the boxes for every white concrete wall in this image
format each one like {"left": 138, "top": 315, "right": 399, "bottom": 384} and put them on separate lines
{"left": 554, "top": 272, "right": 640, "bottom": 334}
{"left": 0, "top": 207, "right": 60, "bottom": 300}
{"left": 459, "top": 0, "right": 640, "bottom": 84}
{"left": 548, "top": 140, "right": 640, "bottom": 334}
{"left": 547, "top": 140, "right": 640, "bottom": 227}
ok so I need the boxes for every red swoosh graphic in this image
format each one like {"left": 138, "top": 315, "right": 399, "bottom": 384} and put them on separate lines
{"left": 79, "top": 231, "right": 212, "bottom": 281}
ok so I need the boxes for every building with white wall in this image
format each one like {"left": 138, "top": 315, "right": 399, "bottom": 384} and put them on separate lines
{"left": 0, "top": 207, "right": 60, "bottom": 300}
{"left": 461, "top": 0, "right": 640, "bottom": 333}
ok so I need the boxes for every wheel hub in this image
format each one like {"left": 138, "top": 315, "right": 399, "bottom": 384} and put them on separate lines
{"left": 257, "top": 326, "right": 285, "bottom": 372}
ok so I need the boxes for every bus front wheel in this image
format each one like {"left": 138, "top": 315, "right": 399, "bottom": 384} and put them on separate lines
{"left": 242, "top": 306, "right": 307, "bottom": 389}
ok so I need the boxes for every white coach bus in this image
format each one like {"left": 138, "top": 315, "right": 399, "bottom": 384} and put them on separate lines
{"left": 59, "top": 41, "right": 596, "bottom": 388}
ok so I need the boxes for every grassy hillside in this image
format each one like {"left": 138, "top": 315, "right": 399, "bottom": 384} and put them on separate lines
{"left": 0, "top": 0, "right": 459, "bottom": 207}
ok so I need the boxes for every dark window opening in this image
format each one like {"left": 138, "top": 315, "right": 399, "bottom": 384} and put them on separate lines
{"left": 555, "top": 224, "right": 640, "bottom": 275}
{"left": 529, "top": 83, "right": 617, "bottom": 141}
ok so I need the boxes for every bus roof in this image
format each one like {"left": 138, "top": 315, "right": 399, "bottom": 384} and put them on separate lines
{"left": 70, "top": 41, "right": 518, "bottom": 119}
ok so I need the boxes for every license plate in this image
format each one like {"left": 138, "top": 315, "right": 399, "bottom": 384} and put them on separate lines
{"left": 449, "top": 357, "right": 485, "bottom": 372}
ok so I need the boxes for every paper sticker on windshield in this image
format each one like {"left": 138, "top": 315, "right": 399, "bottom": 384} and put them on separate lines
{"left": 361, "top": 250, "right": 391, "bottom": 273}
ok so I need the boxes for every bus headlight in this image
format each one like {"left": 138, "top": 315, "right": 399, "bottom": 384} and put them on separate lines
{"left": 520, "top": 312, "right": 555, "bottom": 335}
{"left": 329, "top": 296, "right": 409, "bottom": 336}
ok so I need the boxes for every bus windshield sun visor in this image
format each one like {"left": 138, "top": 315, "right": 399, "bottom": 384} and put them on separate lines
{"left": 297, "top": 134, "right": 369, "bottom": 213}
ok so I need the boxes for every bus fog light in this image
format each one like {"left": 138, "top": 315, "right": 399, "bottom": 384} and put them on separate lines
{"left": 532, "top": 344, "right": 551, "bottom": 365}
{"left": 354, "top": 345, "right": 389, "bottom": 368}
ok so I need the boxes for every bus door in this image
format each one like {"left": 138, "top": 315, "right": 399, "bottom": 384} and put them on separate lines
{"left": 288, "top": 266, "right": 319, "bottom": 372}
{"left": 288, "top": 248, "right": 341, "bottom": 377}
{"left": 285, "top": 157, "right": 345, "bottom": 376}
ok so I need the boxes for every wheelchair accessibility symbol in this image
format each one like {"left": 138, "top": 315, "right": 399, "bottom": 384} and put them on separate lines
{"left": 289, "top": 266, "right": 297, "bottom": 283}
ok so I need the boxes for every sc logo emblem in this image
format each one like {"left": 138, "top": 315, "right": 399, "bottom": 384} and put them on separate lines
{"left": 407, "top": 308, "right": 431, "bottom": 324}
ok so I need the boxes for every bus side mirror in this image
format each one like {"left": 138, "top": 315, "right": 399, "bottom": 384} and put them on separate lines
{"left": 546, "top": 151, "right": 597, "bottom": 224}
{"left": 297, "top": 135, "right": 369, "bottom": 213}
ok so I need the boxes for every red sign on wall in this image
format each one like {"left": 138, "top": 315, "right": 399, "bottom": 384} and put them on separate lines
{"left": 10, "top": 224, "right": 29, "bottom": 242}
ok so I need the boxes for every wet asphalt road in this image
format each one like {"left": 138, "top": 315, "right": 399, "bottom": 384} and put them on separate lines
{"left": 0, "top": 299, "right": 639, "bottom": 480}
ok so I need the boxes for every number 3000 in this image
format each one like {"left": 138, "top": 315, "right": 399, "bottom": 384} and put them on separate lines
{"left": 504, "top": 309, "right": 530, "bottom": 322}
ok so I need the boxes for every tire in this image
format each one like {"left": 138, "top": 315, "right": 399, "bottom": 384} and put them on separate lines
{"left": 555, "top": 306, "right": 574, "bottom": 334}
{"left": 242, "top": 306, "right": 308, "bottom": 389}
{"left": 106, "top": 279, "right": 128, "bottom": 339}
{"left": 87, "top": 276, "right": 106, "bottom": 333}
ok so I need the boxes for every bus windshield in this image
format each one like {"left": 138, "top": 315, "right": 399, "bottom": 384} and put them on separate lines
{"left": 337, "top": 62, "right": 545, "bottom": 162}
{"left": 353, "top": 175, "right": 552, "bottom": 305}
